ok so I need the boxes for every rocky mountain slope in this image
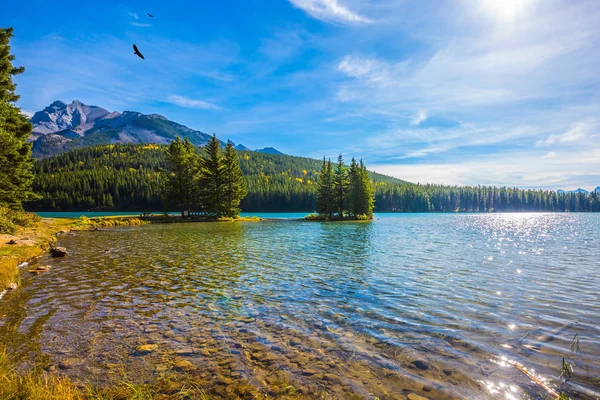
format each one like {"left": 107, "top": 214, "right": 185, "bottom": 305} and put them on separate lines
{"left": 29, "top": 100, "right": 283, "bottom": 157}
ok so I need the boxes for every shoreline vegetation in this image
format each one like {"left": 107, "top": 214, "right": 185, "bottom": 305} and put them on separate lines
{"left": 0, "top": 346, "right": 314, "bottom": 400}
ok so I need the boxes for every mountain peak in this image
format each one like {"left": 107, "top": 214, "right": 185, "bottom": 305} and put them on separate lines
{"left": 29, "top": 100, "right": 219, "bottom": 157}
{"left": 255, "top": 147, "right": 284, "bottom": 155}
{"left": 557, "top": 188, "right": 592, "bottom": 195}
{"left": 235, "top": 144, "right": 251, "bottom": 151}
{"left": 49, "top": 100, "right": 66, "bottom": 107}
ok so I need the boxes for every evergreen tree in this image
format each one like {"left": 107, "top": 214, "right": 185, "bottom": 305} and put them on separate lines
{"left": 333, "top": 154, "right": 348, "bottom": 216}
{"left": 222, "top": 141, "right": 247, "bottom": 217}
{"left": 0, "top": 27, "right": 37, "bottom": 209}
{"left": 165, "top": 137, "right": 198, "bottom": 217}
{"left": 347, "top": 157, "right": 360, "bottom": 215}
{"left": 316, "top": 157, "right": 335, "bottom": 217}
{"left": 356, "top": 160, "right": 375, "bottom": 217}
{"left": 201, "top": 135, "right": 225, "bottom": 217}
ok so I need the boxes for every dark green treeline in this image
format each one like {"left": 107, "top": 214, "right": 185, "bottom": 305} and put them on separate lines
{"left": 26, "top": 143, "right": 600, "bottom": 213}
{"left": 316, "top": 155, "right": 375, "bottom": 218}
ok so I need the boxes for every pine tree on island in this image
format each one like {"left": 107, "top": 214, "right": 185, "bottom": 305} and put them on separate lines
{"left": 333, "top": 154, "right": 348, "bottom": 217}
{"left": 164, "top": 135, "right": 247, "bottom": 219}
{"left": 165, "top": 137, "right": 198, "bottom": 217}
{"left": 312, "top": 154, "right": 375, "bottom": 220}
{"left": 223, "top": 141, "right": 247, "bottom": 218}
{"left": 201, "top": 135, "right": 226, "bottom": 217}
{"left": 316, "top": 157, "right": 335, "bottom": 218}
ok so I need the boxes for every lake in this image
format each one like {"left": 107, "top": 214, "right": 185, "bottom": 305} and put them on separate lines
{"left": 1, "top": 213, "right": 599, "bottom": 399}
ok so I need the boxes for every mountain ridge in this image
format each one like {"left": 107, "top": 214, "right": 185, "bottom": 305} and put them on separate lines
{"left": 29, "top": 100, "right": 284, "bottom": 157}
{"left": 557, "top": 188, "right": 595, "bottom": 195}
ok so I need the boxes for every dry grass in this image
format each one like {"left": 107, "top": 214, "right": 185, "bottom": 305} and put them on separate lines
{"left": 0, "top": 347, "right": 83, "bottom": 400}
{"left": 0, "top": 345, "right": 315, "bottom": 399}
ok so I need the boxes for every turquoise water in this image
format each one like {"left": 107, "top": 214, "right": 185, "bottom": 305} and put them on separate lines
{"left": 1, "top": 213, "right": 599, "bottom": 398}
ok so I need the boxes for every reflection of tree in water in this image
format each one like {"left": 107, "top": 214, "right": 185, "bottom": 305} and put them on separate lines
{"left": 317, "top": 221, "right": 374, "bottom": 276}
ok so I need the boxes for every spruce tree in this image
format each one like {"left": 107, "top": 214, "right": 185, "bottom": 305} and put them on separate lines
{"left": 316, "top": 157, "right": 336, "bottom": 217}
{"left": 222, "top": 141, "right": 247, "bottom": 217}
{"left": 0, "top": 27, "right": 37, "bottom": 209}
{"left": 201, "top": 135, "right": 225, "bottom": 217}
{"left": 165, "top": 137, "right": 198, "bottom": 217}
{"left": 356, "top": 160, "right": 374, "bottom": 217}
{"left": 333, "top": 154, "right": 348, "bottom": 216}
{"left": 347, "top": 157, "right": 360, "bottom": 215}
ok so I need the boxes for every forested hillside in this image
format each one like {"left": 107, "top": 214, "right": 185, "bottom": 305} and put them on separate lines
{"left": 27, "top": 144, "right": 600, "bottom": 213}
{"left": 28, "top": 144, "right": 403, "bottom": 212}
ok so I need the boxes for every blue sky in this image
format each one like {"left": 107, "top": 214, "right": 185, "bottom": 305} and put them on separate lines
{"left": 3, "top": 0, "right": 600, "bottom": 190}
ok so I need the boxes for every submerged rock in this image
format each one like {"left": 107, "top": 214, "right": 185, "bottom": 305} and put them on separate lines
{"left": 408, "top": 393, "right": 429, "bottom": 400}
{"left": 58, "top": 358, "right": 84, "bottom": 369}
{"left": 29, "top": 265, "right": 51, "bottom": 274}
{"left": 136, "top": 344, "right": 158, "bottom": 354}
{"left": 50, "top": 247, "right": 68, "bottom": 257}
{"left": 411, "top": 359, "right": 430, "bottom": 370}
{"left": 173, "top": 360, "right": 196, "bottom": 372}
{"left": 322, "top": 373, "right": 343, "bottom": 384}
{"left": 45, "top": 365, "right": 58, "bottom": 373}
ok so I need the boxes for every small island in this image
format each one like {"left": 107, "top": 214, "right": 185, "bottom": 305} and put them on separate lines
{"left": 305, "top": 155, "right": 375, "bottom": 221}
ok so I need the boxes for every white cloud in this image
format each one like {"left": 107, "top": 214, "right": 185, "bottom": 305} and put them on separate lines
{"left": 411, "top": 110, "right": 428, "bottom": 126}
{"left": 372, "top": 148, "right": 600, "bottom": 189}
{"left": 289, "top": 0, "right": 372, "bottom": 24}
{"left": 130, "top": 22, "right": 152, "bottom": 28}
{"left": 20, "top": 109, "right": 35, "bottom": 118}
{"left": 168, "top": 95, "right": 219, "bottom": 110}
{"left": 128, "top": 12, "right": 139, "bottom": 20}
{"left": 542, "top": 151, "right": 556, "bottom": 159}
{"left": 537, "top": 121, "right": 598, "bottom": 146}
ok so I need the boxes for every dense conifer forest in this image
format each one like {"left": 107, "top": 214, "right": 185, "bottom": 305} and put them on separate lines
{"left": 27, "top": 143, "right": 600, "bottom": 213}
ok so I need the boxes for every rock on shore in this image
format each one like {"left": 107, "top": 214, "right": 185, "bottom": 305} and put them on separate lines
{"left": 50, "top": 247, "right": 68, "bottom": 257}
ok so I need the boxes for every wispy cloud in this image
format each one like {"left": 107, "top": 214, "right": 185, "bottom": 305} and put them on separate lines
{"left": 372, "top": 148, "right": 600, "bottom": 189}
{"left": 289, "top": 0, "right": 372, "bottom": 24}
{"left": 20, "top": 109, "right": 35, "bottom": 118}
{"left": 128, "top": 12, "right": 139, "bottom": 20}
{"left": 411, "top": 110, "right": 428, "bottom": 126}
{"left": 130, "top": 22, "right": 152, "bottom": 28}
{"left": 537, "top": 121, "right": 598, "bottom": 146}
{"left": 168, "top": 95, "right": 219, "bottom": 110}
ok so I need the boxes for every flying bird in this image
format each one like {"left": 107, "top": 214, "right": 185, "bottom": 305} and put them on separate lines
{"left": 133, "top": 44, "right": 145, "bottom": 60}
{"left": 147, "top": 12, "right": 154, "bottom": 17}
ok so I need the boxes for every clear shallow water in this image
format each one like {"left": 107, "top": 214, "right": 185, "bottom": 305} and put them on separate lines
{"left": 1, "top": 214, "right": 599, "bottom": 399}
